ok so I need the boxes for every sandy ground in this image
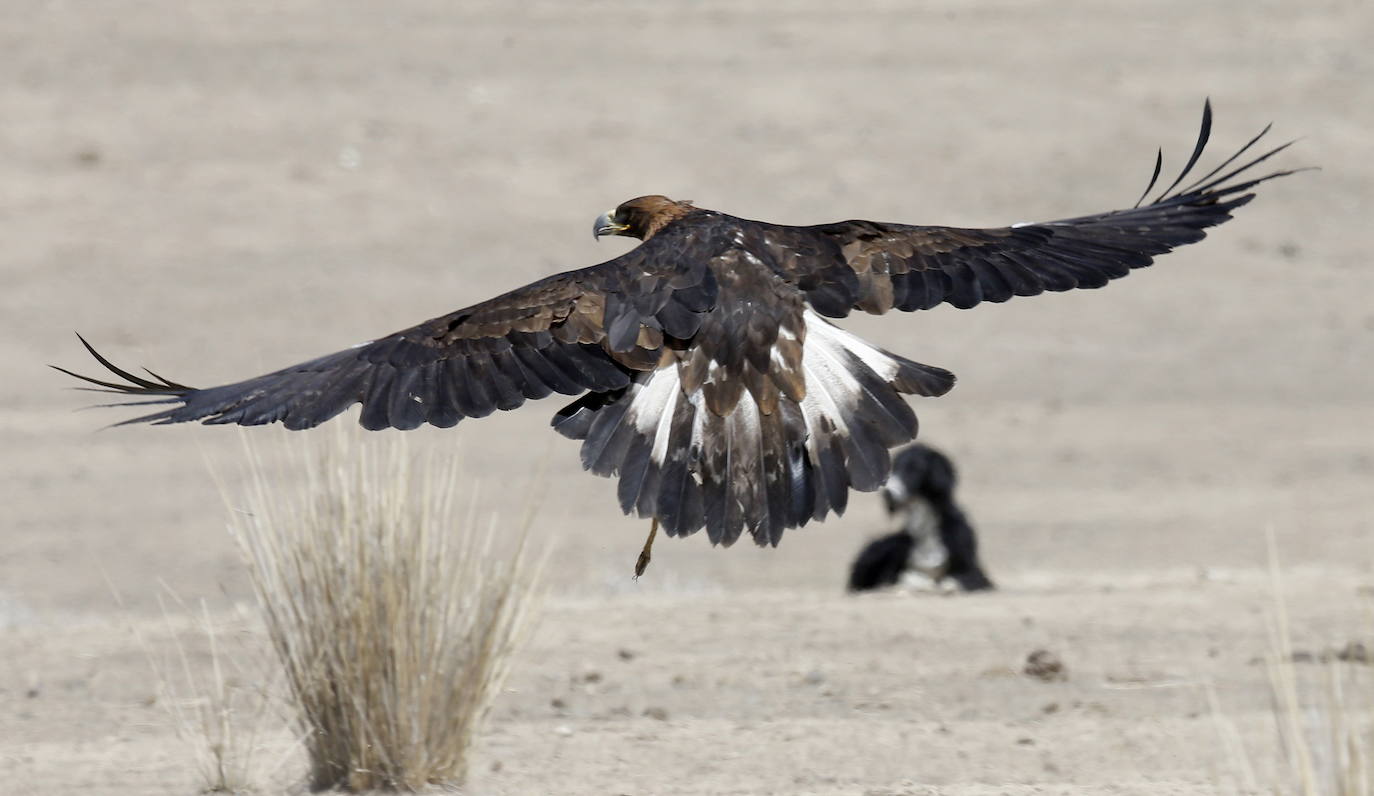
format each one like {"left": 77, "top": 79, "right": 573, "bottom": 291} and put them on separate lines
{"left": 3, "top": 1, "right": 1372, "bottom": 793}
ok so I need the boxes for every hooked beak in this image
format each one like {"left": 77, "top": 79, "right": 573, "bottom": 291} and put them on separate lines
{"left": 593, "top": 210, "right": 629, "bottom": 240}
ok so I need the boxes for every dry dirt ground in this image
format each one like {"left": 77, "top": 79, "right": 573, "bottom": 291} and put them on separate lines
{"left": 3, "top": 1, "right": 1372, "bottom": 793}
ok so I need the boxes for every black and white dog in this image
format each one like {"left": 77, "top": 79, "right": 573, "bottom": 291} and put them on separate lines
{"left": 847, "top": 443, "right": 994, "bottom": 592}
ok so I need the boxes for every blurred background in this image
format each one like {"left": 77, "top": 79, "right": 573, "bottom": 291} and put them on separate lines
{"left": 3, "top": 1, "right": 1370, "bottom": 792}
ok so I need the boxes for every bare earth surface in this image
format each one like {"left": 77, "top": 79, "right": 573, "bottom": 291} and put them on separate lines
{"left": 3, "top": 1, "right": 1372, "bottom": 793}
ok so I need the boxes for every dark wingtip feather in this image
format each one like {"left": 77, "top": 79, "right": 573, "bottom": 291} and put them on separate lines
{"left": 61, "top": 333, "right": 194, "bottom": 394}
{"left": 1151, "top": 98, "right": 1213, "bottom": 205}
{"left": 75, "top": 333, "right": 163, "bottom": 389}
{"left": 1119, "top": 103, "right": 1311, "bottom": 219}
{"left": 55, "top": 335, "right": 203, "bottom": 428}
{"left": 1187, "top": 137, "right": 1303, "bottom": 197}
{"left": 141, "top": 366, "right": 191, "bottom": 391}
{"left": 1133, "top": 148, "right": 1164, "bottom": 209}
{"left": 1176, "top": 121, "right": 1274, "bottom": 197}
{"left": 50, "top": 363, "right": 134, "bottom": 392}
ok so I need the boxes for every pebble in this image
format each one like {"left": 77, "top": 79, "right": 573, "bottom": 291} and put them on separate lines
{"left": 1024, "top": 649, "right": 1068, "bottom": 682}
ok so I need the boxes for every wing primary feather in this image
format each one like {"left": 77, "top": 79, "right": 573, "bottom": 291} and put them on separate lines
{"left": 1151, "top": 98, "right": 1213, "bottom": 205}
{"left": 512, "top": 346, "right": 581, "bottom": 394}
{"left": 1184, "top": 139, "right": 1304, "bottom": 198}
{"left": 140, "top": 367, "right": 191, "bottom": 391}
{"left": 112, "top": 407, "right": 183, "bottom": 427}
{"left": 1174, "top": 121, "right": 1273, "bottom": 196}
{"left": 426, "top": 360, "right": 465, "bottom": 429}
{"left": 83, "top": 396, "right": 180, "bottom": 407}
{"left": 386, "top": 365, "right": 429, "bottom": 430}
{"left": 1133, "top": 148, "right": 1164, "bottom": 209}
{"left": 359, "top": 367, "right": 396, "bottom": 430}
{"left": 51, "top": 365, "right": 152, "bottom": 393}
{"left": 493, "top": 349, "right": 553, "bottom": 401}
{"left": 67, "top": 333, "right": 189, "bottom": 392}
{"left": 585, "top": 397, "right": 639, "bottom": 476}
{"left": 469, "top": 350, "right": 523, "bottom": 411}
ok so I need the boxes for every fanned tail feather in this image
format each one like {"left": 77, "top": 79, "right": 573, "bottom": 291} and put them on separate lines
{"left": 552, "top": 310, "right": 954, "bottom": 547}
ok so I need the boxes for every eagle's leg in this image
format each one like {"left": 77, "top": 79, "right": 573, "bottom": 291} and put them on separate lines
{"left": 634, "top": 518, "right": 659, "bottom": 579}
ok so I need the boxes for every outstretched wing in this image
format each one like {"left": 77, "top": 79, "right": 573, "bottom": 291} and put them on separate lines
{"left": 56, "top": 235, "right": 719, "bottom": 431}
{"left": 778, "top": 101, "right": 1306, "bottom": 317}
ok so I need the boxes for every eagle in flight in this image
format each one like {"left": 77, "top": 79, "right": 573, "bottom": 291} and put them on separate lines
{"left": 59, "top": 102, "right": 1299, "bottom": 569}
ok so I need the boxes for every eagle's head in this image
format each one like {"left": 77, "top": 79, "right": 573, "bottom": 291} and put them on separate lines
{"left": 594, "top": 195, "right": 695, "bottom": 241}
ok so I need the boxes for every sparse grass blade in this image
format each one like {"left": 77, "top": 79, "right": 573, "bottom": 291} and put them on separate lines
{"left": 1261, "top": 526, "right": 1371, "bottom": 796}
{"left": 116, "top": 583, "right": 278, "bottom": 795}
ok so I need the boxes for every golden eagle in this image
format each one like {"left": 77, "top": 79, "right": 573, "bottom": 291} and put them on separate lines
{"left": 58, "top": 102, "right": 1300, "bottom": 569}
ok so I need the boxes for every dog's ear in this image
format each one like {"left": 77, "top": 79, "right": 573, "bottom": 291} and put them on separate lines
{"left": 926, "top": 449, "right": 957, "bottom": 495}
{"left": 908, "top": 443, "right": 958, "bottom": 497}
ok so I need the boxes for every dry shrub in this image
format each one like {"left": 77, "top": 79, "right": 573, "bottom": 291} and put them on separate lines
{"left": 228, "top": 429, "right": 542, "bottom": 791}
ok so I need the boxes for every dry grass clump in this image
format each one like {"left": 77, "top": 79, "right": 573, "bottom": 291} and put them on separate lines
{"left": 229, "top": 429, "right": 542, "bottom": 791}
